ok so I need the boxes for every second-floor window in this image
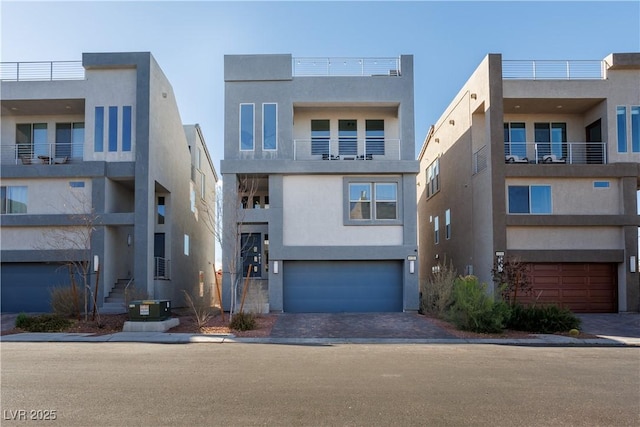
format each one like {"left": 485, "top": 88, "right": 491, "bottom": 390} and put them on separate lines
{"left": 16, "top": 123, "right": 47, "bottom": 158}
{"left": 1, "top": 186, "right": 27, "bottom": 214}
{"left": 240, "top": 103, "right": 254, "bottom": 151}
{"left": 508, "top": 185, "right": 552, "bottom": 214}
{"left": 504, "top": 122, "right": 526, "bottom": 158}
{"left": 535, "top": 122, "right": 566, "bottom": 160}
{"left": 263, "top": 103, "right": 277, "bottom": 151}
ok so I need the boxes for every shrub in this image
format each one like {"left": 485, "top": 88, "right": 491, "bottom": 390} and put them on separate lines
{"left": 420, "top": 260, "right": 457, "bottom": 316}
{"left": 15, "top": 314, "right": 72, "bottom": 332}
{"left": 50, "top": 286, "right": 81, "bottom": 318}
{"left": 507, "top": 304, "right": 581, "bottom": 333}
{"left": 447, "top": 276, "right": 510, "bottom": 333}
{"left": 229, "top": 311, "right": 256, "bottom": 331}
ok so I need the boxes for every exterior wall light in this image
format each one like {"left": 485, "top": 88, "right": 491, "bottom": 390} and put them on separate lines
{"left": 273, "top": 261, "right": 279, "bottom": 274}
{"left": 470, "top": 93, "right": 477, "bottom": 99}
{"left": 449, "top": 119, "right": 455, "bottom": 125}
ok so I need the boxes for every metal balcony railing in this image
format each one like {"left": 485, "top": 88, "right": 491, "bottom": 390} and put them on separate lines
{"left": 504, "top": 142, "right": 608, "bottom": 164}
{"left": 0, "top": 61, "right": 85, "bottom": 81}
{"left": 502, "top": 60, "right": 606, "bottom": 80}
{"left": 293, "top": 57, "right": 401, "bottom": 77}
{"left": 1, "top": 143, "right": 82, "bottom": 165}
{"left": 154, "top": 257, "right": 171, "bottom": 280}
{"left": 293, "top": 138, "right": 401, "bottom": 161}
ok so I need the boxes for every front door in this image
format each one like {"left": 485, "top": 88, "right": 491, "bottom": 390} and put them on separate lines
{"left": 241, "top": 233, "right": 262, "bottom": 278}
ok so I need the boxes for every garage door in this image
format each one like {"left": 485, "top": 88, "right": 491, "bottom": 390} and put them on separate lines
{"left": 1, "top": 263, "right": 70, "bottom": 312}
{"left": 283, "top": 260, "right": 403, "bottom": 313}
{"left": 523, "top": 263, "right": 617, "bottom": 313}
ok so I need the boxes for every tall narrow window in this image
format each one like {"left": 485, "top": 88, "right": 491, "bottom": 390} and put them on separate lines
{"left": 72, "top": 123, "right": 85, "bottom": 158}
{"left": 617, "top": 106, "right": 628, "bottom": 153}
{"left": 122, "top": 106, "right": 132, "bottom": 152}
{"left": 311, "top": 119, "right": 330, "bottom": 156}
{"left": 33, "top": 123, "right": 48, "bottom": 157}
{"left": 240, "top": 104, "right": 254, "bottom": 151}
{"left": 504, "top": 123, "right": 526, "bottom": 158}
{"left": 157, "top": 196, "right": 165, "bottom": 224}
{"left": 339, "top": 119, "right": 357, "bottom": 156}
{"left": 56, "top": 123, "right": 72, "bottom": 157}
{"left": 365, "top": 120, "right": 384, "bottom": 156}
{"left": 631, "top": 106, "right": 640, "bottom": 153}
{"left": 184, "top": 234, "right": 190, "bottom": 256}
{"left": 426, "top": 158, "right": 440, "bottom": 198}
{"left": 95, "top": 107, "right": 104, "bottom": 152}
{"left": 434, "top": 216, "right": 440, "bottom": 244}
{"left": 445, "top": 209, "right": 451, "bottom": 240}
{"left": 108, "top": 106, "right": 118, "bottom": 152}
{"left": 263, "top": 103, "right": 277, "bottom": 151}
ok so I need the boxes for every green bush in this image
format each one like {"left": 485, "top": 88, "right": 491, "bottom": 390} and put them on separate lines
{"left": 447, "top": 276, "right": 510, "bottom": 333}
{"left": 420, "top": 260, "right": 457, "bottom": 316}
{"left": 15, "top": 313, "right": 72, "bottom": 332}
{"left": 229, "top": 311, "right": 256, "bottom": 331}
{"left": 507, "top": 304, "right": 581, "bottom": 333}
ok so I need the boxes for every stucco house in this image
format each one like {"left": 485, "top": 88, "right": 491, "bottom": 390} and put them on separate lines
{"left": 220, "top": 54, "right": 419, "bottom": 313}
{"left": 418, "top": 52, "right": 640, "bottom": 313}
{"left": 1, "top": 52, "right": 218, "bottom": 313}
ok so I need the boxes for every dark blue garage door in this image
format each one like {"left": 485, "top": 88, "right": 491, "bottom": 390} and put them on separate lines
{"left": 1, "top": 263, "right": 69, "bottom": 312}
{"left": 283, "top": 260, "right": 403, "bottom": 312}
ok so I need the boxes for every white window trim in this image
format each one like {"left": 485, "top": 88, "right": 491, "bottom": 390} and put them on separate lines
{"left": 343, "top": 177, "right": 402, "bottom": 226}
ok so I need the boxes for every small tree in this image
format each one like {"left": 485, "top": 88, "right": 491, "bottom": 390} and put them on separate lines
{"left": 420, "top": 259, "right": 457, "bottom": 316}
{"left": 492, "top": 256, "right": 533, "bottom": 305}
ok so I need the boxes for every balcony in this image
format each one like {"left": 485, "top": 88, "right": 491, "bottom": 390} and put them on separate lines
{"left": 1, "top": 61, "right": 85, "bottom": 81}
{"left": 502, "top": 60, "right": 606, "bottom": 80}
{"left": 1, "top": 143, "right": 82, "bottom": 165}
{"left": 293, "top": 57, "right": 401, "bottom": 77}
{"left": 504, "top": 142, "right": 607, "bottom": 165}
{"left": 293, "top": 138, "right": 401, "bottom": 161}
{"left": 154, "top": 257, "right": 171, "bottom": 280}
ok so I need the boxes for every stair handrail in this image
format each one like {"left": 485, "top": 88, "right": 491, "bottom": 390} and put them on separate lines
{"left": 123, "top": 277, "right": 135, "bottom": 306}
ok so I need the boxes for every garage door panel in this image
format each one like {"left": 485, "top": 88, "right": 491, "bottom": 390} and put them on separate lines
{"left": 1, "top": 263, "right": 69, "bottom": 312}
{"left": 284, "top": 261, "right": 403, "bottom": 313}
{"left": 523, "top": 263, "right": 617, "bottom": 313}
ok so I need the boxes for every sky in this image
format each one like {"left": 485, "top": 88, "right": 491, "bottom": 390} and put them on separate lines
{"left": 2, "top": 0, "right": 639, "bottom": 168}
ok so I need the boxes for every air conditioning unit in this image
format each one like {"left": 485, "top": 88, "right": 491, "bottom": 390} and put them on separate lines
{"left": 128, "top": 300, "right": 171, "bottom": 321}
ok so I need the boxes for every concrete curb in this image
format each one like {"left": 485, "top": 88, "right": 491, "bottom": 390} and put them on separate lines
{"left": 1, "top": 332, "right": 637, "bottom": 346}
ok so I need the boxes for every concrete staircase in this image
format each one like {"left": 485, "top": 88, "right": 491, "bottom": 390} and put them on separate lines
{"left": 101, "top": 279, "right": 131, "bottom": 314}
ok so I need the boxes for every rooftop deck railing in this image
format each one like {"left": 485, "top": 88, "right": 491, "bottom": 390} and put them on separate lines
{"left": 1, "top": 143, "right": 82, "bottom": 165}
{"left": 293, "top": 57, "right": 401, "bottom": 77}
{"left": 504, "top": 142, "right": 608, "bottom": 164}
{"left": 0, "top": 61, "right": 84, "bottom": 81}
{"left": 502, "top": 60, "right": 606, "bottom": 80}
{"left": 293, "top": 138, "right": 401, "bottom": 161}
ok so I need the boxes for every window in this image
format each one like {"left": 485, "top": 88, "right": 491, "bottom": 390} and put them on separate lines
{"left": 632, "top": 106, "right": 640, "bottom": 153}
{"left": 504, "top": 123, "right": 526, "bottom": 158}
{"left": 339, "top": 119, "right": 357, "bottom": 156}
{"left": 69, "top": 181, "right": 85, "bottom": 188}
{"left": 16, "top": 123, "right": 47, "bottom": 158}
{"left": 108, "top": 106, "right": 118, "bottom": 152}
{"left": 508, "top": 185, "right": 552, "bottom": 214}
{"left": 72, "top": 123, "right": 85, "bottom": 158}
{"left": 366, "top": 120, "right": 384, "bottom": 156}
{"left": 157, "top": 196, "right": 165, "bottom": 224}
{"left": 593, "top": 181, "right": 610, "bottom": 188}
{"left": 345, "top": 179, "right": 401, "bottom": 224}
{"left": 445, "top": 209, "right": 451, "bottom": 240}
{"left": 426, "top": 158, "right": 440, "bottom": 198}
{"left": 263, "top": 103, "right": 277, "bottom": 151}
{"left": 1, "top": 186, "right": 27, "bottom": 214}
{"left": 434, "top": 216, "right": 440, "bottom": 244}
{"left": 184, "top": 234, "right": 190, "bottom": 256}
{"left": 535, "top": 122, "right": 566, "bottom": 160}
{"left": 200, "top": 173, "right": 206, "bottom": 200}
{"left": 122, "top": 106, "right": 132, "bottom": 152}
{"left": 311, "top": 120, "right": 330, "bottom": 156}
{"left": 196, "top": 147, "right": 202, "bottom": 170}
{"left": 94, "top": 107, "right": 104, "bottom": 152}
{"left": 240, "top": 104, "right": 254, "bottom": 151}
{"left": 617, "top": 106, "right": 628, "bottom": 153}
{"left": 190, "top": 182, "right": 196, "bottom": 213}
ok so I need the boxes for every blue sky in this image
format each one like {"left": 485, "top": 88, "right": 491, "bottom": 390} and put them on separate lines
{"left": 2, "top": 1, "right": 639, "bottom": 165}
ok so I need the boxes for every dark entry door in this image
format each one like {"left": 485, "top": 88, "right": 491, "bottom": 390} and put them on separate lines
{"left": 586, "top": 119, "right": 603, "bottom": 163}
{"left": 241, "top": 233, "right": 262, "bottom": 278}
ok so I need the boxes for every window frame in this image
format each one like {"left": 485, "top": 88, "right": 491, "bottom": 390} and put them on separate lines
{"left": 426, "top": 157, "right": 440, "bottom": 199}
{"left": 507, "top": 184, "right": 552, "bottom": 214}
{"left": 343, "top": 177, "right": 402, "bottom": 226}
{"left": 1, "top": 185, "right": 28, "bottom": 214}
{"left": 434, "top": 215, "right": 440, "bottom": 244}
{"left": 445, "top": 209, "right": 451, "bottom": 240}
{"left": 262, "top": 103, "right": 278, "bottom": 151}
{"left": 617, "top": 106, "right": 628, "bottom": 153}
{"left": 239, "top": 103, "right": 255, "bottom": 151}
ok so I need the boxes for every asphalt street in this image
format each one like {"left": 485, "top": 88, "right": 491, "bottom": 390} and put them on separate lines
{"left": 1, "top": 342, "right": 638, "bottom": 426}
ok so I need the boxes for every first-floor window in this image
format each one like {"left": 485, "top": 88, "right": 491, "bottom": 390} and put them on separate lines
{"left": 348, "top": 181, "right": 399, "bottom": 222}
{"left": 349, "top": 183, "right": 371, "bottom": 220}
{"left": 1, "top": 186, "right": 27, "bottom": 214}
{"left": 184, "top": 234, "right": 190, "bottom": 256}
{"left": 508, "top": 185, "right": 551, "bottom": 214}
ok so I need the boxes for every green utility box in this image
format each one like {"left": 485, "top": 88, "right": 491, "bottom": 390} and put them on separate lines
{"left": 128, "top": 300, "right": 171, "bottom": 321}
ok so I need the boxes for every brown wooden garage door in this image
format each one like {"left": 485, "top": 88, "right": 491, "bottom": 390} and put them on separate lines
{"left": 521, "top": 263, "right": 617, "bottom": 313}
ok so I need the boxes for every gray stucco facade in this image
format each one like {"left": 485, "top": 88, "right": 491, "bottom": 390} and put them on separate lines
{"left": 1, "top": 52, "right": 217, "bottom": 313}
{"left": 221, "top": 54, "right": 419, "bottom": 313}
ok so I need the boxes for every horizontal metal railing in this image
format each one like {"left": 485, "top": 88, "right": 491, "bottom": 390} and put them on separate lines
{"left": 502, "top": 60, "right": 605, "bottom": 80}
{"left": 293, "top": 57, "right": 401, "bottom": 77}
{"left": 473, "top": 145, "right": 488, "bottom": 174}
{"left": 154, "top": 257, "right": 171, "bottom": 280}
{"left": 504, "top": 142, "right": 608, "bottom": 164}
{"left": 293, "top": 138, "right": 401, "bottom": 161}
{"left": 1, "top": 142, "right": 82, "bottom": 165}
{"left": 0, "top": 61, "right": 84, "bottom": 81}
